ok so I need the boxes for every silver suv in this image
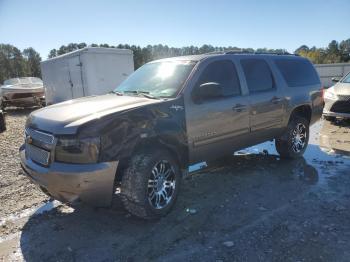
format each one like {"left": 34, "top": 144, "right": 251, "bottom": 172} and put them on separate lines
{"left": 20, "top": 52, "right": 324, "bottom": 219}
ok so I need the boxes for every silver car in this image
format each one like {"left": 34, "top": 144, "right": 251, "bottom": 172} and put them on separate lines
{"left": 0, "top": 77, "right": 45, "bottom": 109}
{"left": 323, "top": 72, "right": 350, "bottom": 120}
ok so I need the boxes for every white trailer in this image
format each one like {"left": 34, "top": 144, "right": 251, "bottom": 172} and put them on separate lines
{"left": 41, "top": 47, "right": 134, "bottom": 105}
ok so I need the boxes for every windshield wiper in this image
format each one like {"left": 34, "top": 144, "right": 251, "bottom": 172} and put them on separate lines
{"left": 123, "top": 90, "right": 159, "bottom": 100}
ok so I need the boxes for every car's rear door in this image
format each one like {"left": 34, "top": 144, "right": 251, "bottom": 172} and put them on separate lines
{"left": 184, "top": 58, "right": 250, "bottom": 163}
{"left": 240, "top": 58, "right": 286, "bottom": 137}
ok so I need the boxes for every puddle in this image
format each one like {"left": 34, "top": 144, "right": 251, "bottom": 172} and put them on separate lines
{"left": 0, "top": 200, "right": 60, "bottom": 227}
{"left": 189, "top": 120, "right": 350, "bottom": 185}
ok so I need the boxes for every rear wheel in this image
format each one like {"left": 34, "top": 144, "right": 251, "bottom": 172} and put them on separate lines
{"left": 120, "top": 149, "right": 181, "bottom": 219}
{"left": 275, "top": 116, "right": 309, "bottom": 159}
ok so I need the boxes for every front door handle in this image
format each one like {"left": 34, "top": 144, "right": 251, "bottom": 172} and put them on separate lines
{"left": 271, "top": 96, "right": 283, "bottom": 104}
{"left": 232, "top": 104, "right": 247, "bottom": 112}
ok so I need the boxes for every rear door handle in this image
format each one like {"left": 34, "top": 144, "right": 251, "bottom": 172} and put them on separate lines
{"left": 232, "top": 104, "right": 247, "bottom": 112}
{"left": 271, "top": 96, "right": 283, "bottom": 104}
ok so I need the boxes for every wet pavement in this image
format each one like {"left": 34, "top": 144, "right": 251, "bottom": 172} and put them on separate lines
{"left": 0, "top": 115, "right": 349, "bottom": 261}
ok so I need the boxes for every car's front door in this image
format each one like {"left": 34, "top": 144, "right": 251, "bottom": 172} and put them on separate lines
{"left": 184, "top": 59, "right": 250, "bottom": 164}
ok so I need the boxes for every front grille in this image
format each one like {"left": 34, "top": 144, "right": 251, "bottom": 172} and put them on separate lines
{"left": 26, "top": 128, "right": 55, "bottom": 145}
{"left": 26, "top": 143, "right": 50, "bottom": 166}
{"left": 12, "top": 93, "right": 33, "bottom": 99}
{"left": 331, "top": 101, "right": 350, "bottom": 113}
{"left": 25, "top": 128, "right": 55, "bottom": 166}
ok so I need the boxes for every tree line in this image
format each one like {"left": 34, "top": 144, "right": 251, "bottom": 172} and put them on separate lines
{"left": 0, "top": 44, "right": 41, "bottom": 84}
{"left": 295, "top": 39, "right": 350, "bottom": 64}
{"left": 1, "top": 39, "right": 349, "bottom": 84}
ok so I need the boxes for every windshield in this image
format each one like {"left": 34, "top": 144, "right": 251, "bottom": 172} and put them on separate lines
{"left": 3, "top": 77, "right": 43, "bottom": 86}
{"left": 115, "top": 60, "right": 196, "bottom": 98}
{"left": 342, "top": 72, "right": 350, "bottom": 83}
{"left": 18, "top": 77, "right": 31, "bottom": 84}
{"left": 3, "top": 78, "right": 19, "bottom": 85}
{"left": 29, "top": 77, "right": 43, "bottom": 84}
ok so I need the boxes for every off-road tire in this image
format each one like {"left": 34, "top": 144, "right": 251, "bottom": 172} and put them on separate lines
{"left": 275, "top": 115, "right": 310, "bottom": 159}
{"left": 120, "top": 149, "right": 181, "bottom": 219}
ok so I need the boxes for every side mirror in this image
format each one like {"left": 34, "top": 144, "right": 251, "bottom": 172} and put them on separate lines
{"left": 332, "top": 77, "right": 340, "bottom": 83}
{"left": 192, "top": 82, "right": 223, "bottom": 103}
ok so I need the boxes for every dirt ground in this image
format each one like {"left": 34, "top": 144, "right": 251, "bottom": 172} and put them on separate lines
{"left": 0, "top": 109, "right": 349, "bottom": 262}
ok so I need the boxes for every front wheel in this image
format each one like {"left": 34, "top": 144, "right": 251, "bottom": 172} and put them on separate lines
{"left": 120, "top": 149, "right": 181, "bottom": 219}
{"left": 275, "top": 116, "right": 310, "bottom": 159}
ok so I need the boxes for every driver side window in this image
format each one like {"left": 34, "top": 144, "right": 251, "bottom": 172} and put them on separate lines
{"left": 197, "top": 60, "right": 241, "bottom": 98}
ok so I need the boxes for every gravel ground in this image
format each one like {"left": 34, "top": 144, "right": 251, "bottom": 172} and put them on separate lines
{"left": 0, "top": 109, "right": 48, "bottom": 218}
{"left": 0, "top": 109, "right": 350, "bottom": 262}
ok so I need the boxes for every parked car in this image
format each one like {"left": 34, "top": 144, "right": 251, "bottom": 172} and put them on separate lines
{"left": 20, "top": 52, "right": 323, "bottom": 219}
{"left": 0, "top": 77, "right": 45, "bottom": 109}
{"left": 323, "top": 71, "right": 350, "bottom": 121}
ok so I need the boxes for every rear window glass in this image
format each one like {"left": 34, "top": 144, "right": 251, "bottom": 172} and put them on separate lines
{"left": 275, "top": 59, "right": 320, "bottom": 87}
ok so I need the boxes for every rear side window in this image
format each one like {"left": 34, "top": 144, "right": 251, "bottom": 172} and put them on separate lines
{"left": 197, "top": 60, "right": 241, "bottom": 97}
{"left": 275, "top": 59, "right": 320, "bottom": 87}
{"left": 241, "top": 59, "right": 275, "bottom": 93}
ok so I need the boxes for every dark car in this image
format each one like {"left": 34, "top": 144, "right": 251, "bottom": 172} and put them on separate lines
{"left": 20, "top": 52, "right": 324, "bottom": 219}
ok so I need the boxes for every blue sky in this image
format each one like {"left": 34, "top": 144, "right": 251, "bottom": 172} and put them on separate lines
{"left": 1, "top": 0, "right": 349, "bottom": 58}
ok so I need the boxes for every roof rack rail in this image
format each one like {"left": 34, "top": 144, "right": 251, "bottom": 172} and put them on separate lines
{"left": 207, "top": 50, "right": 299, "bottom": 56}
{"left": 225, "top": 50, "right": 254, "bottom": 55}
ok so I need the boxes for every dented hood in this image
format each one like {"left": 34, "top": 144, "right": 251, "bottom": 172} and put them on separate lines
{"left": 27, "top": 94, "right": 160, "bottom": 134}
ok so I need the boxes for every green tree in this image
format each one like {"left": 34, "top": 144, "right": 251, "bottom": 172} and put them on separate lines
{"left": 48, "top": 49, "right": 57, "bottom": 58}
{"left": 0, "top": 44, "right": 26, "bottom": 84}
{"left": 23, "top": 47, "right": 42, "bottom": 77}
{"left": 295, "top": 45, "right": 309, "bottom": 54}
{"left": 339, "top": 39, "right": 350, "bottom": 62}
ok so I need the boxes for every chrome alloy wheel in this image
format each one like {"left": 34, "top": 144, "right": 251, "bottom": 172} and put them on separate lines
{"left": 147, "top": 160, "right": 176, "bottom": 209}
{"left": 291, "top": 123, "right": 307, "bottom": 153}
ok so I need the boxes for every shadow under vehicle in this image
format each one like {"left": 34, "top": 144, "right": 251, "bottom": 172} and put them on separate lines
{"left": 0, "top": 77, "right": 45, "bottom": 110}
{"left": 19, "top": 152, "right": 320, "bottom": 262}
{"left": 19, "top": 120, "right": 350, "bottom": 261}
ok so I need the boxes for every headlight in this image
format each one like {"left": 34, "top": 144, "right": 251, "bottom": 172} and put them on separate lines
{"left": 324, "top": 90, "right": 338, "bottom": 100}
{"left": 55, "top": 137, "right": 100, "bottom": 164}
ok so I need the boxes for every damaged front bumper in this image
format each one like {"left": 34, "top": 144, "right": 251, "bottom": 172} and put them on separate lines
{"left": 19, "top": 147, "right": 118, "bottom": 207}
{"left": 323, "top": 97, "right": 350, "bottom": 119}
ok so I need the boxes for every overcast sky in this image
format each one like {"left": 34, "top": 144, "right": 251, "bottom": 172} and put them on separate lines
{"left": 1, "top": 0, "right": 349, "bottom": 58}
